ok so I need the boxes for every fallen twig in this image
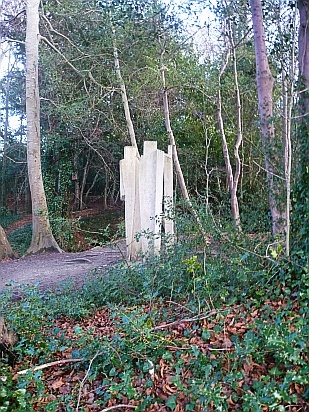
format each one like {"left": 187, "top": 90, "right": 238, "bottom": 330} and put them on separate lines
{"left": 166, "top": 345, "right": 234, "bottom": 352}
{"left": 17, "top": 358, "right": 83, "bottom": 375}
{"left": 76, "top": 351, "right": 102, "bottom": 411}
{"left": 151, "top": 309, "right": 217, "bottom": 331}
{"left": 166, "top": 345, "right": 191, "bottom": 351}
{"left": 166, "top": 300, "right": 195, "bottom": 314}
{"left": 99, "top": 405, "right": 137, "bottom": 411}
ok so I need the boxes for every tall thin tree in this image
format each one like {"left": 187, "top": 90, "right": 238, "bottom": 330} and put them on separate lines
{"left": 217, "top": 19, "right": 243, "bottom": 229}
{"left": 25, "top": 0, "right": 61, "bottom": 254}
{"left": 292, "top": 0, "right": 309, "bottom": 260}
{"left": 250, "top": 0, "right": 286, "bottom": 236}
{"left": 160, "top": 58, "right": 210, "bottom": 244}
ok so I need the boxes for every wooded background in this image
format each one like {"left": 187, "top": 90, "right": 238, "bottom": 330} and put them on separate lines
{"left": 0, "top": 0, "right": 308, "bottom": 261}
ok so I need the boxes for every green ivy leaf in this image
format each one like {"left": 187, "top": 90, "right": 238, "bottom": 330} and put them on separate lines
{"left": 166, "top": 395, "right": 177, "bottom": 410}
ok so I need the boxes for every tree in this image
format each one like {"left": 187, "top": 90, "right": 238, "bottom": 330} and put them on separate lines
{"left": 25, "top": 0, "right": 61, "bottom": 254}
{"left": 112, "top": 23, "right": 140, "bottom": 156}
{"left": 250, "top": 0, "right": 286, "bottom": 236}
{"left": 292, "top": 0, "right": 309, "bottom": 261}
{"left": 216, "top": 17, "right": 243, "bottom": 229}
{"left": 0, "top": 225, "right": 15, "bottom": 260}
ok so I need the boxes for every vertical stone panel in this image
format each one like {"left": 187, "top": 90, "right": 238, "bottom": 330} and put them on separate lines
{"left": 121, "top": 142, "right": 173, "bottom": 259}
{"left": 163, "top": 145, "right": 174, "bottom": 239}
{"left": 120, "top": 147, "right": 141, "bottom": 258}
{"left": 139, "top": 142, "right": 164, "bottom": 254}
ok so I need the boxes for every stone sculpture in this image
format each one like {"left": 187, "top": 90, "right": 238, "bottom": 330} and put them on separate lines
{"left": 120, "top": 141, "right": 174, "bottom": 259}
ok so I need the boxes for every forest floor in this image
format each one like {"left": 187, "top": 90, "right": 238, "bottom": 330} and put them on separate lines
{"left": 0, "top": 242, "right": 126, "bottom": 296}
{"left": 1, "top": 213, "right": 308, "bottom": 411}
{"left": 0, "top": 209, "right": 126, "bottom": 296}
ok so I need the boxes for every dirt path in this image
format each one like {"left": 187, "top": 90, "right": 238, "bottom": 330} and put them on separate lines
{"left": 0, "top": 242, "right": 126, "bottom": 296}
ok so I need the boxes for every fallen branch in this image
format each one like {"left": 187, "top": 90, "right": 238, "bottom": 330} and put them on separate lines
{"left": 151, "top": 310, "right": 217, "bottom": 331}
{"left": 166, "top": 345, "right": 234, "bottom": 352}
{"left": 76, "top": 351, "right": 102, "bottom": 411}
{"left": 17, "top": 358, "right": 83, "bottom": 375}
{"left": 99, "top": 405, "right": 137, "bottom": 411}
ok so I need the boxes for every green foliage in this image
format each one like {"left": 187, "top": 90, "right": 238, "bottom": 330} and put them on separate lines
{"left": 1, "top": 1, "right": 308, "bottom": 408}
{"left": 49, "top": 216, "right": 81, "bottom": 252}
{"left": 1, "top": 261, "right": 308, "bottom": 411}
{"left": 0, "top": 206, "right": 308, "bottom": 410}
{"left": 0, "top": 209, "right": 21, "bottom": 229}
{"left": 7, "top": 224, "right": 32, "bottom": 256}
{"left": 0, "top": 365, "right": 30, "bottom": 412}
{"left": 240, "top": 193, "right": 271, "bottom": 233}
{"left": 79, "top": 212, "right": 124, "bottom": 247}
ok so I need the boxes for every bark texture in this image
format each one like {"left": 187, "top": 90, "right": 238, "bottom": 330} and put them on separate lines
{"left": 0, "top": 317, "right": 18, "bottom": 365}
{"left": 25, "top": 0, "right": 61, "bottom": 254}
{"left": 298, "top": 0, "right": 309, "bottom": 156}
{"left": 0, "top": 225, "right": 16, "bottom": 261}
{"left": 250, "top": 0, "right": 286, "bottom": 235}
{"left": 293, "top": 0, "right": 309, "bottom": 258}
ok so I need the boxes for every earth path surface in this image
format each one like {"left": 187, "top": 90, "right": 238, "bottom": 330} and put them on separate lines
{"left": 0, "top": 242, "right": 126, "bottom": 296}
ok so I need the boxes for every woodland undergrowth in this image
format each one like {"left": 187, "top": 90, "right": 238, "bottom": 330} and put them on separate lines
{"left": 0, "top": 211, "right": 308, "bottom": 412}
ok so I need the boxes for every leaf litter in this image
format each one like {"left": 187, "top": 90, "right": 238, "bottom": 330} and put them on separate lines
{"left": 11, "top": 298, "right": 309, "bottom": 412}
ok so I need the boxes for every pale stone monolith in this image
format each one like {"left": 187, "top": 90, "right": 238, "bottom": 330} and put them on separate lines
{"left": 120, "top": 141, "right": 174, "bottom": 259}
{"left": 120, "top": 146, "right": 141, "bottom": 258}
{"left": 163, "top": 145, "right": 174, "bottom": 239}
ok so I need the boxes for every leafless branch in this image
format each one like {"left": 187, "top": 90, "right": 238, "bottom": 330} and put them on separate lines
{"left": 151, "top": 310, "right": 217, "bottom": 331}
{"left": 99, "top": 406, "right": 137, "bottom": 412}
{"left": 17, "top": 358, "right": 83, "bottom": 375}
{"left": 76, "top": 351, "right": 102, "bottom": 411}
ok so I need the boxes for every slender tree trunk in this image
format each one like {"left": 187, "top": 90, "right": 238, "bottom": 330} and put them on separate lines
{"left": 25, "top": 0, "right": 61, "bottom": 254}
{"left": 73, "top": 152, "right": 80, "bottom": 211}
{"left": 203, "top": 124, "right": 212, "bottom": 211}
{"left": 112, "top": 25, "right": 140, "bottom": 157}
{"left": 282, "top": 72, "right": 292, "bottom": 256}
{"left": 0, "top": 225, "right": 16, "bottom": 261}
{"left": 160, "top": 63, "right": 210, "bottom": 244}
{"left": 230, "top": 25, "right": 243, "bottom": 229}
{"left": 217, "top": 50, "right": 237, "bottom": 222}
{"left": 217, "top": 22, "right": 242, "bottom": 229}
{"left": 250, "top": 0, "right": 286, "bottom": 236}
{"left": 1, "top": 52, "right": 11, "bottom": 209}
{"left": 298, "top": 0, "right": 309, "bottom": 164}
{"left": 293, "top": 0, "right": 309, "bottom": 259}
{"left": 79, "top": 155, "right": 90, "bottom": 210}
{"left": 278, "top": 4, "right": 296, "bottom": 257}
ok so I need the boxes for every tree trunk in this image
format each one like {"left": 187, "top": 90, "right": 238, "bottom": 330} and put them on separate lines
{"left": 160, "top": 63, "right": 210, "bottom": 244}
{"left": 1, "top": 54, "right": 10, "bottom": 209}
{"left": 0, "top": 225, "right": 16, "bottom": 261}
{"left": 217, "top": 21, "right": 242, "bottom": 229}
{"left": 25, "top": 0, "right": 61, "bottom": 254}
{"left": 72, "top": 151, "right": 81, "bottom": 211}
{"left": 293, "top": 0, "right": 309, "bottom": 259}
{"left": 298, "top": 0, "right": 309, "bottom": 168}
{"left": 282, "top": 72, "right": 292, "bottom": 257}
{"left": 112, "top": 25, "right": 140, "bottom": 157}
{"left": 250, "top": 0, "right": 286, "bottom": 236}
